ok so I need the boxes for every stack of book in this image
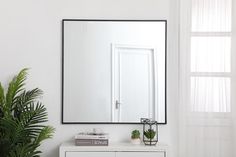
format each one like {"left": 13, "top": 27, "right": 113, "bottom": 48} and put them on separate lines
{"left": 75, "top": 132, "right": 109, "bottom": 146}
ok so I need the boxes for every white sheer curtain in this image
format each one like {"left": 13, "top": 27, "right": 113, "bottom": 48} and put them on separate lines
{"left": 179, "top": 0, "right": 235, "bottom": 157}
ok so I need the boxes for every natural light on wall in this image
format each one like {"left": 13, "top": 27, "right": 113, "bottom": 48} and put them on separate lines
{"left": 190, "top": 0, "right": 232, "bottom": 112}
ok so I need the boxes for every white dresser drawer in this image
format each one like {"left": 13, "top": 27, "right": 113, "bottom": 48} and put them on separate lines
{"left": 116, "top": 152, "right": 165, "bottom": 157}
{"left": 60, "top": 142, "right": 168, "bottom": 157}
{"left": 66, "top": 152, "right": 115, "bottom": 157}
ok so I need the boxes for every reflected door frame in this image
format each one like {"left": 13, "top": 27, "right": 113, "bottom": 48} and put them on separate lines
{"left": 111, "top": 44, "right": 158, "bottom": 122}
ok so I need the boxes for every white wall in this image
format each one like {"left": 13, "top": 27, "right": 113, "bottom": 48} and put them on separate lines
{"left": 0, "top": 0, "right": 179, "bottom": 157}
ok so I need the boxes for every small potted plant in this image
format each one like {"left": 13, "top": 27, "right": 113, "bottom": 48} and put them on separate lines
{"left": 143, "top": 129, "right": 157, "bottom": 145}
{"left": 131, "top": 130, "right": 141, "bottom": 144}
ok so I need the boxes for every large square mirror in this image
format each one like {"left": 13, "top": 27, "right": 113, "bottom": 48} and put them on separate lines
{"left": 62, "top": 19, "right": 167, "bottom": 124}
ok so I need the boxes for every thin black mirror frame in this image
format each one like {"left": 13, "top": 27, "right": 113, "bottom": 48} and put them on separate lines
{"left": 62, "top": 19, "right": 167, "bottom": 125}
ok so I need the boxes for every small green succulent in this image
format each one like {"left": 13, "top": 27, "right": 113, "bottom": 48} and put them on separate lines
{"left": 131, "top": 130, "right": 140, "bottom": 139}
{"left": 144, "top": 129, "right": 156, "bottom": 139}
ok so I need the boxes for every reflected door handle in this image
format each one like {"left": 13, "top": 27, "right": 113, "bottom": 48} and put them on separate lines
{"left": 115, "top": 100, "right": 121, "bottom": 109}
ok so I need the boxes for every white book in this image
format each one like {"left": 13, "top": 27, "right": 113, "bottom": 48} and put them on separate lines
{"left": 75, "top": 139, "right": 109, "bottom": 146}
{"left": 75, "top": 133, "right": 109, "bottom": 140}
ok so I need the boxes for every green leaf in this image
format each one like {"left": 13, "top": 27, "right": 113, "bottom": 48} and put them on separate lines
{"left": 13, "top": 88, "right": 43, "bottom": 119}
{"left": 5, "top": 68, "right": 28, "bottom": 114}
{"left": 0, "top": 83, "right": 5, "bottom": 119}
{"left": 35, "top": 126, "right": 55, "bottom": 144}
{"left": 144, "top": 129, "right": 156, "bottom": 140}
{"left": 131, "top": 130, "right": 140, "bottom": 139}
{"left": 0, "top": 83, "right": 5, "bottom": 107}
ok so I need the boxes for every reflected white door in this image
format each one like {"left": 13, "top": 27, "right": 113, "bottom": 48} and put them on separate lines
{"left": 112, "top": 44, "right": 157, "bottom": 122}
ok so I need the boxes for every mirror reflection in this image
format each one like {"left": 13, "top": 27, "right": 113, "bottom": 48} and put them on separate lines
{"left": 62, "top": 20, "right": 166, "bottom": 124}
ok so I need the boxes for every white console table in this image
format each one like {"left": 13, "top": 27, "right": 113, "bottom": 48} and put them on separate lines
{"left": 60, "top": 142, "right": 168, "bottom": 157}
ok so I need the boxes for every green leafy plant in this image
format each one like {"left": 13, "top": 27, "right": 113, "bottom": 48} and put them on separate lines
{"left": 0, "top": 68, "right": 55, "bottom": 157}
{"left": 131, "top": 130, "right": 140, "bottom": 139}
{"left": 144, "top": 129, "right": 156, "bottom": 140}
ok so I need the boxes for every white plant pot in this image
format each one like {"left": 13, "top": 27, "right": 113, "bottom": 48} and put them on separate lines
{"left": 131, "top": 138, "right": 141, "bottom": 145}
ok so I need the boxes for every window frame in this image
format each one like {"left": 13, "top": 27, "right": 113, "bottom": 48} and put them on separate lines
{"left": 182, "top": 0, "right": 234, "bottom": 116}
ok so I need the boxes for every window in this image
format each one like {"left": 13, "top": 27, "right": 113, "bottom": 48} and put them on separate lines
{"left": 190, "top": 0, "right": 232, "bottom": 112}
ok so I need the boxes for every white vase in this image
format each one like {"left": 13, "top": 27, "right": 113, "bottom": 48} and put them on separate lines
{"left": 131, "top": 138, "right": 141, "bottom": 145}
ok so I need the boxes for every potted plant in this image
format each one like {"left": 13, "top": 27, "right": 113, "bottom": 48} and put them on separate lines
{"left": 0, "top": 68, "right": 55, "bottom": 157}
{"left": 131, "top": 130, "right": 141, "bottom": 144}
{"left": 143, "top": 129, "right": 157, "bottom": 145}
